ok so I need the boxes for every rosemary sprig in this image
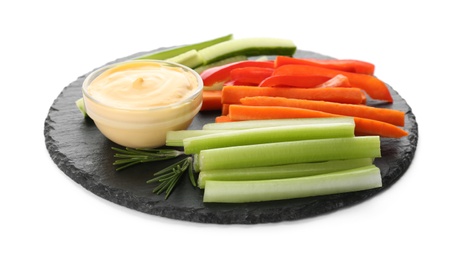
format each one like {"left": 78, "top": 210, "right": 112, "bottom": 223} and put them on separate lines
{"left": 146, "top": 157, "right": 196, "bottom": 199}
{"left": 111, "top": 147, "right": 183, "bottom": 171}
{"left": 111, "top": 147, "right": 196, "bottom": 199}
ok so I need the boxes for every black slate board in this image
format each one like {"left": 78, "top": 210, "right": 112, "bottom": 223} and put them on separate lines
{"left": 44, "top": 49, "right": 418, "bottom": 224}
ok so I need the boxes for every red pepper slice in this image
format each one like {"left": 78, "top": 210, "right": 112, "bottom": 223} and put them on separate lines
{"left": 274, "top": 64, "right": 392, "bottom": 102}
{"left": 259, "top": 75, "right": 332, "bottom": 88}
{"left": 316, "top": 74, "right": 351, "bottom": 88}
{"left": 200, "top": 60, "right": 274, "bottom": 87}
{"left": 230, "top": 67, "right": 274, "bottom": 85}
{"left": 275, "top": 56, "right": 375, "bottom": 75}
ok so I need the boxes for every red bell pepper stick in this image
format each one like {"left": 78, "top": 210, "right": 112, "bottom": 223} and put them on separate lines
{"left": 316, "top": 74, "right": 351, "bottom": 88}
{"left": 275, "top": 56, "right": 375, "bottom": 75}
{"left": 200, "top": 60, "right": 274, "bottom": 87}
{"left": 273, "top": 64, "right": 393, "bottom": 102}
{"left": 230, "top": 67, "right": 274, "bottom": 85}
{"left": 258, "top": 75, "right": 332, "bottom": 88}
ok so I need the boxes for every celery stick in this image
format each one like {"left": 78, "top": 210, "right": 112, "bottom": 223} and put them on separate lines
{"left": 198, "top": 136, "right": 381, "bottom": 171}
{"left": 165, "top": 49, "right": 204, "bottom": 68}
{"left": 198, "top": 158, "right": 373, "bottom": 189}
{"left": 184, "top": 122, "right": 355, "bottom": 155}
{"left": 203, "top": 165, "right": 382, "bottom": 203}
{"left": 135, "top": 34, "right": 233, "bottom": 60}
{"left": 75, "top": 98, "right": 87, "bottom": 117}
{"left": 192, "top": 154, "right": 200, "bottom": 173}
{"left": 166, "top": 130, "right": 231, "bottom": 147}
{"left": 202, "top": 117, "right": 355, "bottom": 130}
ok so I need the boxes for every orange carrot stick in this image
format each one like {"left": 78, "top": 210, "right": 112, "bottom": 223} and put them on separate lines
{"left": 274, "top": 64, "right": 392, "bottom": 102}
{"left": 200, "top": 90, "right": 222, "bottom": 111}
{"left": 221, "top": 104, "right": 230, "bottom": 115}
{"left": 228, "top": 104, "right": 339, "bottom": 121}
{"left": 353, "top": 118, "right": 408, "bottom": 138}
{"left": 215, "top": 115, "right": 233, "bottom": 123}
{"left": 221, "top": 85, "right": 366, "bottom": 105}
{"left": 227, "top": 105, "right": 408, "bottom": 138}
{"left": 240, "top": 96, "right": 405, "bottom": 126}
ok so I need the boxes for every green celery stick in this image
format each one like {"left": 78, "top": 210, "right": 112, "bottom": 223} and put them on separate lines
{"left": 198, "top": 136, "right": 381, "bottom": 171}
{"left": 202, "top": 117, "right": 355, "bottom": 130}
{"left": 166, "top": 130, "right": 231, "bottom": 147}
{"left": 197, "top": 158, "right": 373, "bottom": 189}
{"left": 183, "top": 122, "right": 355, "bottom": 155}
{"left": 135, "top": 34, "right": 233, "bottom": 60}
{"left": 75, "top": 98, "right": 87, "bottom": 117}
{"left": 203, "top": 165, "right": 382, "bottom": 203}
{"left": 192, "top": 154, "right": 200, "bottom": 173}
{"left": 165, "top": 49, "right": 204, "bottom": 68}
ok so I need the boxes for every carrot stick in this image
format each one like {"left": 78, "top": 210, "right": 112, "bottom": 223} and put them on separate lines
{"left": 200, "top": 90, "right": 223, "bottom": 111}
{"left": 215, "top": 115, "right": 233, "bottom": 123}
{"left": 228, "top": 104, "right": 339, "bottom": 121}
{"left": 221, "top": 85, "right": 366, "bottom": 105}
{"left": 353, "top": 117, "right": 408, "bottom": 138}
{"left": 275, "top": 56, "right": 375, "bottom": 75}
{"left": 227, "top": 105, "right": 408, "bottom": 138}
{"left": 221, "top": 104, "right": 230, "bottom": 115}
{"left": 240, "top": 96, "right": 405, "bottom": 126}
{"left": 273, "top": 64, "right": 392, "bottom": 102}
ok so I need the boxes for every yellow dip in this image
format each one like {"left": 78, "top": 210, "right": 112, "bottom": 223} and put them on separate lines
{"left": 82, "top": 60, "right": 203, "bottom": 148}
{"left": 86, "top": 61, "right": 199, "bottom": 109}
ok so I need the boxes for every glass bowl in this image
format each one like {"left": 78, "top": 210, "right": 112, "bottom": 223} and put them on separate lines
{"left": 82, "top": 59, "right": 203, "bottom": 148}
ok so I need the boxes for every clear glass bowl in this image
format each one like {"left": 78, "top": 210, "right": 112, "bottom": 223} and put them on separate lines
{"left": 82, "top": 60, "right": 203, "bottom": 148}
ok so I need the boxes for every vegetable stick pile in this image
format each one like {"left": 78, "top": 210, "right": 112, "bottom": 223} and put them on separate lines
{"left": 166, "top": 117, "right": 383, "bottom": 203}
{"left": 164, "top": 52, "right": 410, "bottom": 203}
{"left": 199, "top": 55, "right": 407, "bottom": 139}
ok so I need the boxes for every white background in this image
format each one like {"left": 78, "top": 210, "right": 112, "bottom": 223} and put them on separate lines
{"left": 2, "top": 0, "right": 459, "bottom": 259}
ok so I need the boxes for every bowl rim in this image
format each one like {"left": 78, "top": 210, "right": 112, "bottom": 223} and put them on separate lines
{"left": 82, "top": 59, "right": 204, "bottom": 112}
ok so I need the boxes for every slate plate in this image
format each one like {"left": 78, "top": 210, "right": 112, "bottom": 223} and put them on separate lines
{"left": 44, "top": 49, "right": 418, "bottom": 224}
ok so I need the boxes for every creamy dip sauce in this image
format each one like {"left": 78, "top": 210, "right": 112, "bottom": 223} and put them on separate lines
{"left": 86, "top": 61, "right": 199, "bottom": 109}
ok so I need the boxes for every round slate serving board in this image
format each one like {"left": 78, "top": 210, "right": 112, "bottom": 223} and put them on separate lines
{"left": 44, "top": 49, "right": 418, "bottom": 224}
